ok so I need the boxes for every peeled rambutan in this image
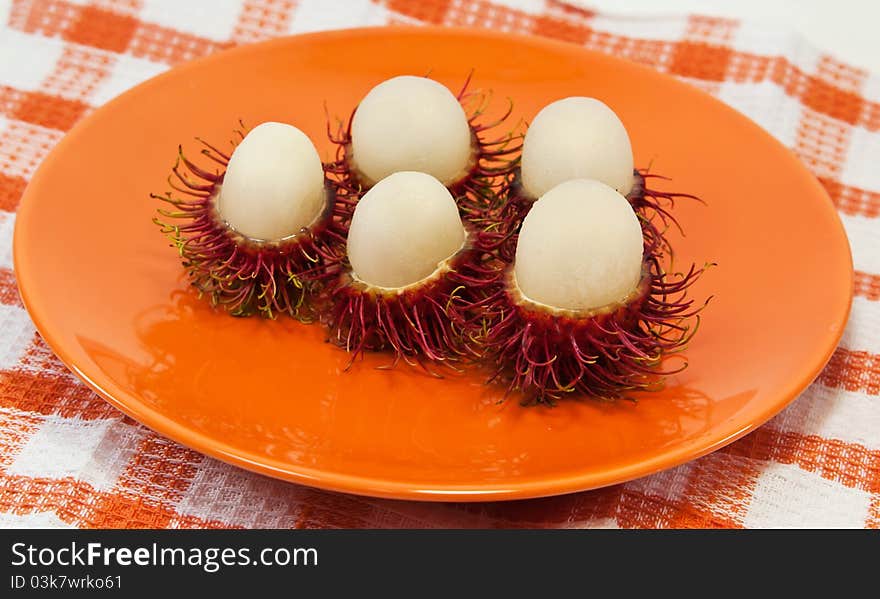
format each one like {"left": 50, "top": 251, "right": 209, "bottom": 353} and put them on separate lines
{"left": 521, "top": 97, "right": 635, "bottom": 198}
{"left": 325, "top": 74, "right": 521, "bottom": 227}
{"left": 153, "top": 121, "right": 354, "bottom": 319}
{"left": 324, "top": 171, "right": 501, "bottom": 371}
{"left": 480, "top": 178, "right": 708, "bottom": 404}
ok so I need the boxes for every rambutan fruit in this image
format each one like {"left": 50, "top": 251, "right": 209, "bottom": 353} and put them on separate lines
{"left": 481, "top": 178, "right": 707, "bottom": 404}
{"left": 153, "top": 121, "right": 352, "bottom": 319}
{"left": 325, "top": 74, "right": 521, "bottom": 226}
{"left": 324, "top": 170, "right": 500, "bottom": 371}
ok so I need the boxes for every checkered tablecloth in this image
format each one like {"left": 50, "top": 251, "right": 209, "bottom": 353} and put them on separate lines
{"left": 1, "top": 0, "right": 878, "bottom": 529}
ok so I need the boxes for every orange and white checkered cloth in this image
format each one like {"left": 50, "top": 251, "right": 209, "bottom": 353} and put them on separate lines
{"left": 1, "top": 0, "right": 878, "bottom": 529}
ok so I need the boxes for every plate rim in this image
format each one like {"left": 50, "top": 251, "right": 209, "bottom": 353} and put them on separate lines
{"left": 13, "top": 25, "right": 854, "bottom": 501}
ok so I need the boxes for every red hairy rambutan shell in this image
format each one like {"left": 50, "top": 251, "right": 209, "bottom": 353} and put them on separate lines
{"left": 627, "top": 169, "right": 704, "bottom": 258}
{"left": 153, "top": 126, "right": 357, "bottom": 319}
{"left": 480, "top": 256, "right": 708, "bottom": 404}
{"left": 324, "top": 228, "right": 503, "bottom": 372}
{"left": 325, "top": 74, "right": 522, "bottom": 227}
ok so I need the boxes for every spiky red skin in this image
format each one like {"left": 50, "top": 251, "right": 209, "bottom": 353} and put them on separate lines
{"left": 324, "top": 231, "right": 504, "bottom": 371}
{"left": 480, "top": 259, "right": 706, "bottom": 403}
{"left": 626, "top": 170, "right": 703, "bottom": 259}
{"left": 153, "top": 132, "right": 357, "bottom": 319}
{"left": 325, "top": 75, "right": 521, "bottom": 227}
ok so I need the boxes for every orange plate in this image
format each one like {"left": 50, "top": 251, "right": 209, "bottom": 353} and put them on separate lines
{"left": 14, "top": 28, "right": 852, "bottom": 501}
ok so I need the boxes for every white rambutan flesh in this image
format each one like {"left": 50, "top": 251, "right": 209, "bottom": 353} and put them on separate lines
{"left": 347, "top": 171, "right": 466, "bottom": 289}
{"left": 217, "top": 122, "right": 326, "bottom": 242}
{"left": 514, "top": 178, "right": 643, "bottom": 311}
{"left": 350, "top": 76, "right": 473, "bottom": 186}
{"left": 521, "top": 97, "right": 634, "bottom": 199}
